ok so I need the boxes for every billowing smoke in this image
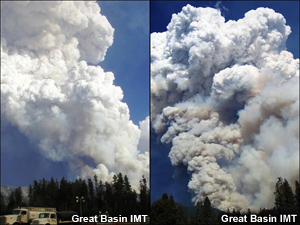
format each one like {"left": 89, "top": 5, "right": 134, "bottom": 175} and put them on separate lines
{"left": 151, "top": 5, "right": 299, "bottom": 211}
{"left": 1, "top": 1, "right": 149, "bottom": 189}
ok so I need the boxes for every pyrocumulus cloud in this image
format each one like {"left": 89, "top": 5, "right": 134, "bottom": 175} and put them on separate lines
{"left": 1, "top": 1, "right": 149, "bottom": 189}
{"left": 151, "top": 5, "right": 299, "bottom": 211}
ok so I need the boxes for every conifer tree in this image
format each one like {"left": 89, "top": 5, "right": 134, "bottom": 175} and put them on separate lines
{"left": 168, "top": 194, "right": 177, "bottom": 224}
{"left": 128, "top": 189, "right": 138, "bottom": 215}
{"left": 6, "top": 192, "right": 15, "bottom": 214}
{"left": 14, "top": 187, "right": 23, "bottom": 207}
{"left": 87, "top": 178, "right": 96, "bottom": 215}
{"left": 93, "top": 175, "right": 98, "bottom": 194}
{"left": 112, "top": 173, "right": 125, "bottom": 216}
{"left": 96, "top": 180, "right": 105, "bottom": 212}
{"left": 274, "top": 177, "right": 298, "bottom": 214}
{"left": 203, "top": 196, "right": 218, "bottom": 224}
{"left": 139, "top": 175, "right": 149, "bottom": 215}
{"left": 175, "top": 205, "right": 188, "bottom": 225}
{"left": 28, "top": 185, "right": 33, "bottom": 206}
{"left": 0, "top": 192, "right": 7, "bottom": 215}
{"left": 40, "top": 178, "right": 47, "bottom": 206}
{"left": 104, "top": 182, "right": 113, "bottom": 215}
{"left": 274, "top": 177, "right": 284, "bottom": 212}
{"left": 295, "top": 181, "right": 300, "bottom": 210}
{"left": 282, "top": 179, "right": 297, "bottom": 213}
{"left": 59, "top": 177, "right": 71, "bottom": 211}
{"left": 151, "top": 193, "right": 171, "bottom": 225}
{"left": 191, "top": 201, "right": 204, "bottom": 225}
{"left": 151, "top": 193, "right": 189, "bottom": 225}
{"left": 191, "top": 197, "right": 218, "bottom": 225}
{"left": 123, "top": 175, "right": 132, "bottom": 217}
{"left": 47, "top": 177, "right": 59, "bottom": 208}
{"left": 32, "top": 180, "right": 43, "bottom": 206}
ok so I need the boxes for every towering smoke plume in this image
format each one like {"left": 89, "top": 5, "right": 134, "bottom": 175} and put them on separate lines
{"left": 1, "top": 1, "right": 149, "bottom": 189}
{"left": 151, "top": 5, "right": 299, "bottom": 211}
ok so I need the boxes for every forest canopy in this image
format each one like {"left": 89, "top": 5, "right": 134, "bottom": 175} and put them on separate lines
{"left": 0, "top": 173, "right": 149, "bottom": 218}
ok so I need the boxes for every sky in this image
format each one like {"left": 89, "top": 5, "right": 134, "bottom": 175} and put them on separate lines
{"left": 98, "top": 1, "right": 149, "bottom": 125}
{"left": 150, "top": 1, "right": 299, "bottom": 207}
{"left": 1, "top": 1, "right": 149, "bottom": 188}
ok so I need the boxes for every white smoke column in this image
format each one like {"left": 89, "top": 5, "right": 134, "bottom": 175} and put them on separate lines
{"left": 138, "top": 116, "right": 150, "bottom": 154}
{"left": 151, "top": 5, "right": 299, "bottom": 211}
{"left": 1, "top": 1, "right": 149, "bottom": 189}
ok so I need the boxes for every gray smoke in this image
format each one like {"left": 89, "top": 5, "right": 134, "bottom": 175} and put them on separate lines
{"left": 1, "top": 1, "right": 149, "bottom": 189}
{"left": 151, "top": 5, "right": 299, "bottom": 211}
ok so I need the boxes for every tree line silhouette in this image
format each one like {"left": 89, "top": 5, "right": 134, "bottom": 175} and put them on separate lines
{"left": 151, "top": 177, "right": 300, "bottom": 224}
{"left": 1, "top": 176, "right": 298, "bottom": 224}
{"left": 0, "top": 173, "right": 150, "bottom": 218}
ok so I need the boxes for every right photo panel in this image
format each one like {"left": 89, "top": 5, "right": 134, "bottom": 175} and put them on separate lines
{"left": 150, "top": 1, "right": 299, "bottom": 224}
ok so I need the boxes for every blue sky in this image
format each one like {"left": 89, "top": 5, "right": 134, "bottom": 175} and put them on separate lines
{"left": 1, "top": 1, "right": 149, "bottom": 187}
{"left": 150, "top": 1, "right": 299, "bottom": 206}
{"left": 98, "top": 1, "right": 149, "bottom": 125}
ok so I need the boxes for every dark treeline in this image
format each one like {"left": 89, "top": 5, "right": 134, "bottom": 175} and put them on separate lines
{"left": 1, "top": 173, "right": 150, "bottom": 218}
{"left": 151, "top": 193, "right": 189, "bottom": 225}
{"left": 1, "top": 187, "right": 24, "bottom": 216}
{"left": 150, "top": 193, "right": 217, "bottom": 225}
{"left": 151, "top": 177, "right": 300, "bottom": 224}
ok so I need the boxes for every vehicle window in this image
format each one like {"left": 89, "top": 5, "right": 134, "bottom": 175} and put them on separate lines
{"left": 50, "top": 214, "right": 56, "bottom": 219}
{"left": 12, "top": 210, "right": 20, "bottom": 215}
{"left": 21, "top": 211, "right": 27, "bottom": 215}
{"left": 39, "top": 213, "right": 50, "bottom": 218}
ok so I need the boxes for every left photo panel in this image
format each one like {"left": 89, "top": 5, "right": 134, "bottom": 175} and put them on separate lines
{"left": 1, "top": 1, "right": 149, "bottom": 222}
